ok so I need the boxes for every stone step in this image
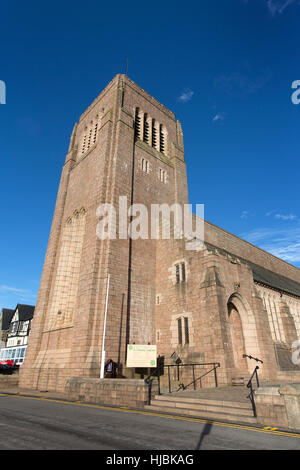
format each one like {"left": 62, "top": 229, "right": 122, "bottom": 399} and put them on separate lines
{"left": 150, "top": 399, "right": 254, "bottom": 417}
{"left": 153, "top": 394, "right": 251, "bottom": 410}
{"left": 145, "top": 404, "right": 257, "bottom": 425}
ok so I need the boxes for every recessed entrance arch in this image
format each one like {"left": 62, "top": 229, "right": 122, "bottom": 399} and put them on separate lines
{"left": 227, "top": 293, "right": 261, "bottom": 373}
{"left": 228, "top": 302, "right": 247, "bottom": 371}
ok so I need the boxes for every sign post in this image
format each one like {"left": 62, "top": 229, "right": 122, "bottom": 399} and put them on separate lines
{"left": 100, "top": 273, "right": 110, "bottom": 379}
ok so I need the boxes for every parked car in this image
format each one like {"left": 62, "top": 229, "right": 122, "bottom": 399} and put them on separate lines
{"left": 0, "top": 360, "right": 19, "bottom": 374}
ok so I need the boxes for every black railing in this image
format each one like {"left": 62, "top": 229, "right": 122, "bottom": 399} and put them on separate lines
{"left": 246, "top": 365, "right": 259, "bottom": 417}
{"left": 243, "top": 354, "right": 263, "bottom": 364}
{"left": 145, "top": 362, "right": 220, "bottom": 405}
{"left": 177, "top": 363, "right": 220, "bottom": 392}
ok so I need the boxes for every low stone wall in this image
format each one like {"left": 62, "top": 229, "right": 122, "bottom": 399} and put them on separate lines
{"left": 255, "top": 383, "right": 300, "bottom": 430}
{"left": 0, "top": 371, "right": 19, "bottom": 390}
{"left": 65, "top": 378, "right": 155, "bottom": 409}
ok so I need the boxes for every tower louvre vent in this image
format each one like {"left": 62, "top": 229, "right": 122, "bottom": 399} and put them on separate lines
{"left": 134, "top": 108, "right": 141, "bottom": 141}
{"left": 144, "top": 113, "right": 150, "bottom": 144}
{"left": 152, "top": 119, "right": 157, "bottom": 148}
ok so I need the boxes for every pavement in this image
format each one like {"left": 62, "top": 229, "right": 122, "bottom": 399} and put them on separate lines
{"left": 0, "top": 392, "right": 300, "bottom": 450}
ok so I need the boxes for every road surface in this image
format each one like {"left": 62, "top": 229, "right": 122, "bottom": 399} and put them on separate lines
{"left": 0, "top": 393, "right": 299, "bottom": 450}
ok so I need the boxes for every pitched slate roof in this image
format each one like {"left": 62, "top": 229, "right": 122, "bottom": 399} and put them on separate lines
{"left": 15, "top": 304, "right": 35, "bottom": 322}
{"left": 1, "top": 309, "right": 15, "bottom": 330}
{"left": 249, "top": 263, "right": 300, "bottom": 298}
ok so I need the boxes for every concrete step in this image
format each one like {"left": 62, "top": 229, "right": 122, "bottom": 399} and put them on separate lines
{"left": 145, "top": 404, "right": 257, "bottom": 424}
{"left": 153, "top": 394, "right": 251, "bottom": 410}
{"left": 150, "top": 399, "right": 254, "bottom": 417}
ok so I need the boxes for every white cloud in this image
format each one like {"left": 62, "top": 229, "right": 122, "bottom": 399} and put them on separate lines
{"left": 240, "top": 210, "right": 249, "bottom": 219}
{"left": 266, "top": 210, "right": 276, "bottom": 216}
{"left": 244, "top": 0, "right": 300, "bottom": 15}
{"left": 214, "top": 68, "right": 272, "bottom": 97}
{"left": 0, "top": 285, "right": 37, "bottom": 303}
{"left": 265, "top": 210, "right": 297, "bottom": 220}
{"left": 212, "top": 112, "right": 225, "bottom": 122}
{"left": 240, "top": 225, "right": 300, "bottom": 265}
{"left": 275, "top": 213, "right": 297, "bottom": 221}
{"left": 0, "top": 285, "right": 30, "bottom": 295}
{"left": 266, "top": 0, "right": 299, "bottom": 16}
{"left": 178, "top": 89, "right": 194, "bottom": 103}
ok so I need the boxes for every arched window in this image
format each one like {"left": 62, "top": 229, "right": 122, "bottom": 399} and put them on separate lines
{"left": 47, "top": 208, "right": 86, "bottom": 330}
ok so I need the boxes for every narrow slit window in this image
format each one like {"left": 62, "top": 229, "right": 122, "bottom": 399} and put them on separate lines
{"left": 177, "top": 318, "right": 182, "bottom": 345}
{"left": 176, "top": 264, "right": 180, "bottom": 284}
{"left": 181, "top": 263, "right": 186, "bottom": 282}
{"left": 142, "top": 158, "right": 149, "bottom": 173}
{"left": 184, "top": 317, "right": 189, "bottom": 344}
{"left": 159, "top": 169, "right": 166, "bottom": 182}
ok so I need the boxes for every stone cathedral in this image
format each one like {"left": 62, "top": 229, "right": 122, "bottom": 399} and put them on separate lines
{"left": 20, "top": 75, "right": 300, "bottom": 393}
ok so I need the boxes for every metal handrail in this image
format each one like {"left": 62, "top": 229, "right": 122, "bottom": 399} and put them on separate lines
{"left": 177, "top": 363, "right": 220, "bottom": 392}
{"left": 145, "top": 362, "right": 220, "bottom": 405}
{"left": 243, "top": 354, "right": 263, "bottom": 364}
{"left": 246, "top": 365, "right": 259, "bottom": 417}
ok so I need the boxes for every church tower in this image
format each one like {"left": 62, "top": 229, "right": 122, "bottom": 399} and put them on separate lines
{"left": 19, "top": 75, "right": 188, "bottom": 392}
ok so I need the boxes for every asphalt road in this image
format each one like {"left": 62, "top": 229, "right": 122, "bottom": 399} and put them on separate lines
{"left": 0, "top": 394, "right": 299, "bottom": 451}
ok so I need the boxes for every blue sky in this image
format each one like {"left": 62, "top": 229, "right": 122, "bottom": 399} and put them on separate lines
{"left": 1, "top": 0, "right": 300, "bottom": 309}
